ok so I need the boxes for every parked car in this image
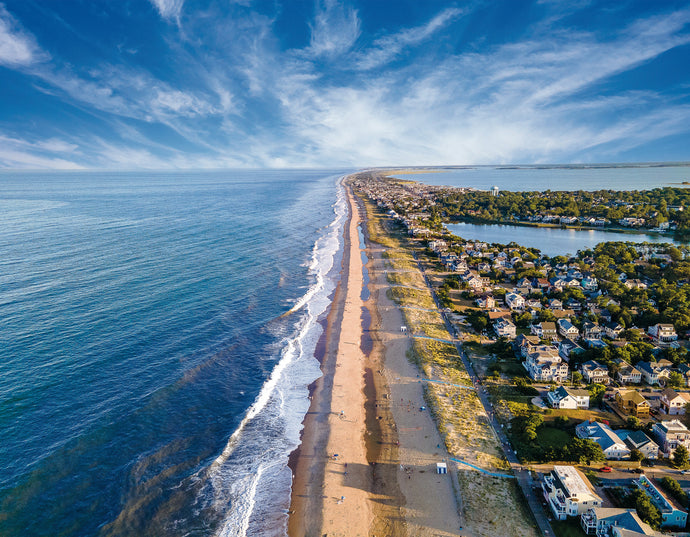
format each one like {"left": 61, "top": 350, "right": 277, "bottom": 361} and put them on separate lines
{"left": 632, "top": 468, "right": 644, "bottom": 474}
{"left": 600, "top": 466, "right": 613, "bottom": 473}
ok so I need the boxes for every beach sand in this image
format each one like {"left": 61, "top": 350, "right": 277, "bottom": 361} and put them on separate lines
{"left": 288, "top": 178, "right": 462, "bottom": 536}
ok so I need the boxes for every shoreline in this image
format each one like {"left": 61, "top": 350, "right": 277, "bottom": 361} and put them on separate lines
{"left": 287, "top": 177, "right": 462, "bottom": 536}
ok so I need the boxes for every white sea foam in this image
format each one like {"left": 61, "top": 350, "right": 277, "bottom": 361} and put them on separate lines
{"left": 207, "top": 175, "right": 348, "bottom": 537}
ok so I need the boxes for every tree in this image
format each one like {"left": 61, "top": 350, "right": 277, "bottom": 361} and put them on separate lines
{"left": 667, "top": 371, "right": 684, "bottom": 389}
{"left": 627, "top": 416, "right": 642, "bottom": 430}
{"left": 587, "top": 383, "right": 607, "bottom": 405}
{"left": 629, "top": 489, "right": 662, "bottom": 530}
{"left": 630, "top": 448, "right": 644, "bottom": 462}
{"left": 571, "top": 371, "right": 583, "bottom": 386}
{"left": 673, "top": 445, "right": 690, "bottom": 469}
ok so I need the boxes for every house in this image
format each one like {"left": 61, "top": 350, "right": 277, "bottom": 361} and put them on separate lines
{"left": 576, "top": 421, "right": 630, "bottom": 460}
{"left": 548, "top": 386, "right": 590, "bottom": 409}
{"left": 580, "top": 360, "right": 610, "bottom": 385}
{"left": 659, "top": 388, "right": 690, "bottom": 415}
{"left": 515, "top": 334, "right": 541, "bottom": 358}
{"left": 616, "top": 430, "right": 659, "bottom": 460}
{"left": 580, "top": 507, "right": 661, "bottom": 536}
{"left": 524, "top": 347, "right": 569, "bottom": 382}
{"left": 615, "top": 390, "right": 651, "bottom": 418}
{"left": 505, "top": 292, "right": 525, "bottom": 311}
{"left": 548, "top": 298, "right": 563, "bottom": 310}
{"left": 581, "top": 277, "right": 598, "bottom": 292}
{"left": 493, "top": 317, "right": 517, "bottom": 339}
{"left": 475, "top": 295, "right": 495, "bottom": 309}
{"left": 542, "top": 466, "right": 603, "bottom": 521}
{"left": 616, "top": 360, "right": 642, "bottom": 384}
{"left": 559, "top": 339, "right": 584, "bottom": 361}
{"left": 637, "top": 360, "right": 672, "bottom": 386}
{"left": 557, "top": 318, "right": 580, "bottom": 340}
{"left": 634, "top": 475, "right": 687, "bottom": 528}
{"left": 652, "top": 420, "right": 690, "bottom": 457}
{"left": 604, "top": 322, "right": 624, "bottom": 339}
{"left": 530, "top": 321, "right": 558, "bottom": 340}
{"left": 648, "top": 324, "right": 678, "bottom": 347}
{"left": 582, "top": 321, "right": 603, "bottom": 340}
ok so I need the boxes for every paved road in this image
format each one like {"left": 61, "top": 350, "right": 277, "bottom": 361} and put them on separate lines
{"left": 412, "top": 251, "right": 556, "bottom": 537}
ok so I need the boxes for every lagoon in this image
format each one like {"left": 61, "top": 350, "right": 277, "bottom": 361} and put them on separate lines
{"left": 445, "top": 221, "right": 685, "bottom": 257}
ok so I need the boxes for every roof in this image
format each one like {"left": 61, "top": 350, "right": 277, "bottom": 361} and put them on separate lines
{"left": 617, "top": 390, "right": 650, "bottom": 406}
{"left": 552, "top": 465, "right": 600, "bottom": 500}
{"left": 588, "top": 508, "right": 658, "bottom": 535}
{"left": 616, "top": 430, "right": 658, "bottom": 451}
{"left": 581, "top": 360, "right": 607, "bottom": 372}
{"left": 654, "top": 419, "right": 689, "bottom": 435}
{"left": 577, "top": 421, "right": 626, "bottom": 451}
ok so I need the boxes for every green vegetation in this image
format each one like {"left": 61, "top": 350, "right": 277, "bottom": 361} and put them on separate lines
{"left": 672, "top": 445, "right": 690, "bottom": 469}
{"left": 659, "top": 477, "right": 689, "bottom": 507}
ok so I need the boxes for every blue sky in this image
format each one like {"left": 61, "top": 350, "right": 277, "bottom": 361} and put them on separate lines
{"left": 0, "top": 0, "right": 689, "bottom": 169}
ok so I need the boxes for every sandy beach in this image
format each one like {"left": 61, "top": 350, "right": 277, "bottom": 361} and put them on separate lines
{"left": 288, "top": 177, "right": 462, "bottom": 536}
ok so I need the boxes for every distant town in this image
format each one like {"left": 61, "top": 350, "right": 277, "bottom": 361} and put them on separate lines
{"left": 353, "top": 172, "right": 690, "bottom": 536}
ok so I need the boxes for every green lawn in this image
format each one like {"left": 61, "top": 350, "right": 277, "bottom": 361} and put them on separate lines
{"left": 538, "top": 427, "right": 571, "bottom": 449}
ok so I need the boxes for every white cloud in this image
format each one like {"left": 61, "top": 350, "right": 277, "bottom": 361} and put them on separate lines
{"left": 0, "top": 135, "right": 83, "bottom": 169}
{"left": 307, "top": 0, "right": 360, "bottom": 57}
{"left": 354, "top": 7, "right": 464, "bottom": 70}
{"left": 150, "top": 0, "right": 184, "bottom": 21}
{"left": 0, "top": 4, "right": 47, "bottom": 67}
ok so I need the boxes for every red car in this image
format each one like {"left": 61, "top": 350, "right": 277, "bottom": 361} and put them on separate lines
{"left": 600, "top": 466, "right": 613, "bottom": 473}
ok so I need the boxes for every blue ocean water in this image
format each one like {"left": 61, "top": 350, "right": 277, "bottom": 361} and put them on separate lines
{"left": 0, "top": 169, "right": 349, "bottom": 537}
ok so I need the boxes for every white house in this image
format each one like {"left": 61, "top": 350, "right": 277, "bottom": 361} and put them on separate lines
{"left": 524, "top": 347, "right": 569, "bottom": 382}
{"left": 637, "top": 360, "right": 672, "bottom": 386}
{"left": 652, "top": 420, "right": 690, "bottom": 457}
{"left": 493, "top": 317, "right": 517, "bottom": 339}
{"left": 505, "top": 292, "right": 525, "bottom": 311}
{"left": 548, "top": 386, "right": 590, "bottom": 409}
{"left": 660, "top": 388, "right": 690, "bottom": 415}
{"left": 576, "top": 421, "right": 630, "bottom": 460}
{"left": 542, "top": 466, "right": 603, "bottom": 521}
{"left": 580, "top": 360, "right": 610, "bottom": 384}
{"left": 616, "top": 360, "right": 642, "bottom": 384}
{"left": 557, "top": 318, "right": 579, "bottom": 340}
{"left": 648, "top": 324, "right": 679, "bottom": 347}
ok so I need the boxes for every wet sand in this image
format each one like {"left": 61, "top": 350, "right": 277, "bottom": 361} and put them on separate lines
{"left": 287, "top": 178, "right": 461, "bottom": 536}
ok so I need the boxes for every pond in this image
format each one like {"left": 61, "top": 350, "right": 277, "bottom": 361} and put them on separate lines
{"left": 445, "top": 221, "right": 685, "bottom": 257}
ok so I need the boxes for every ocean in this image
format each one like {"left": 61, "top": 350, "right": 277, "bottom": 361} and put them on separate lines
{"left": 0, "top": 169, "right": 349, "bottom": 537}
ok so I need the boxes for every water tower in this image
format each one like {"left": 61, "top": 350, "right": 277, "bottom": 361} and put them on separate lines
{"left": 491, "top": 185, "right": 499, "bottom": 196}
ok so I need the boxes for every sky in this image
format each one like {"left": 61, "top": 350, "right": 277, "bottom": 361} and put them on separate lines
{"left": 0, "top": 0, "right": 689, "bottom": 169}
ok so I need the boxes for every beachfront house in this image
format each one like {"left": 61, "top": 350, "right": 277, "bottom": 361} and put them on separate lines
{"left": 634, "top": 475, "right": 687, "bottom": 528}
{"left": 542, "top": 466, "right": 603, "bottom": 521}
{"left": 524, "top": 347, "right": 568, "bottom": 383}
{"left": 548, "top": 387, "right": 589, "bottom": 409}
{"left": 580, "top": 507, "right": 660, "bottom": 536}
{"left": 493, "top": 317, "right": 516, "bottom": 339}
{"left": 576, "top": 421, "right": 630, "bottom": 460}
